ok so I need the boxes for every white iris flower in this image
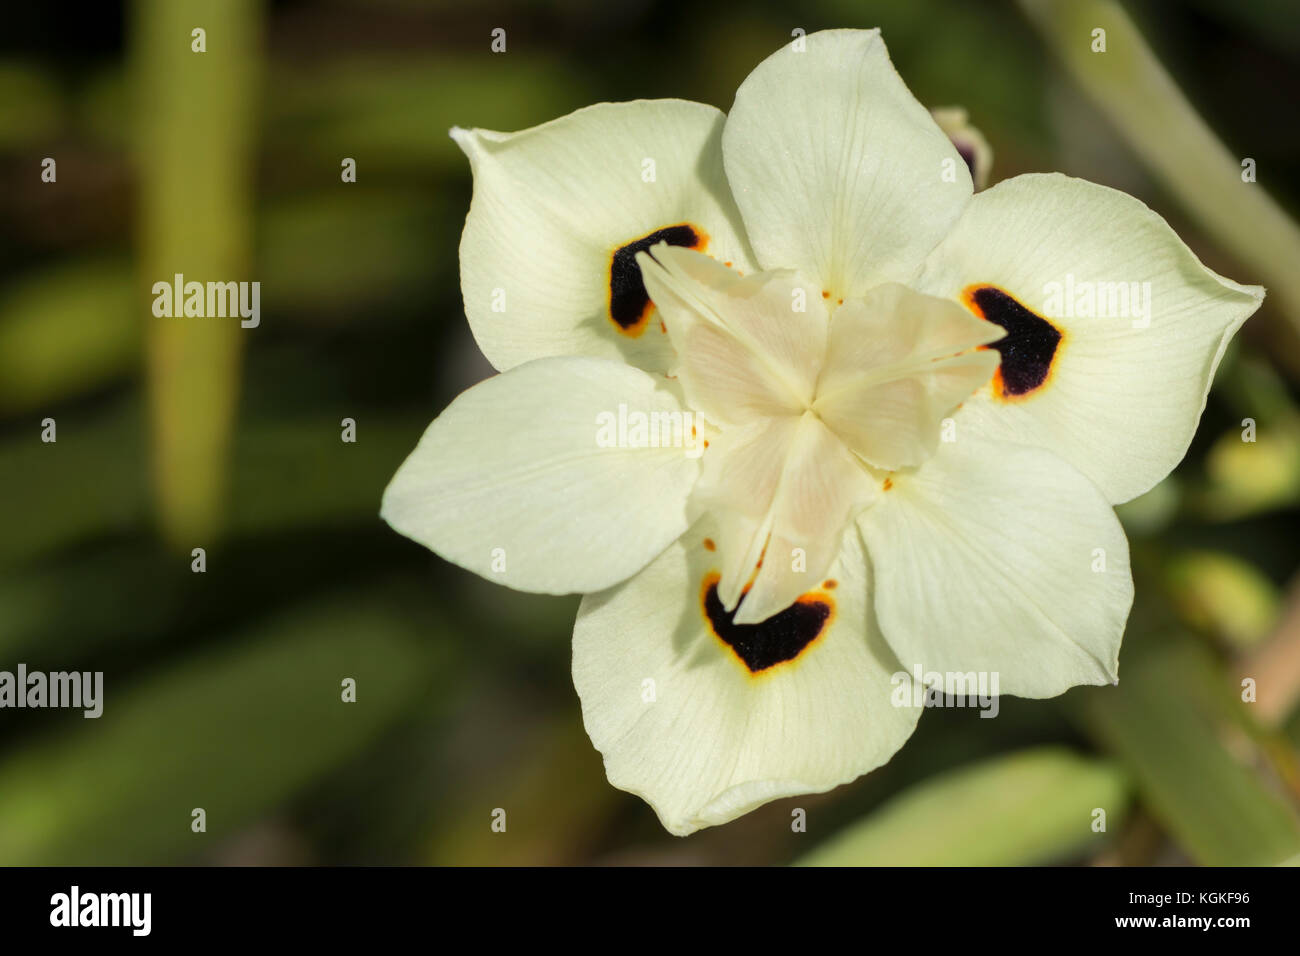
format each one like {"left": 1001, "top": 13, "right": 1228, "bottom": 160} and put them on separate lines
{"left": 382, "top": 29, "right": 1263, "bottom": 835}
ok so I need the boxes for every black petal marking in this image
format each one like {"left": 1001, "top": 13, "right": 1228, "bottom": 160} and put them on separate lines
{"left": 701, "top": 573, "right": 832, "bottom": 674}
{"left": 964, "top": 285, "right": 1062, "bottom": 399}
{"left": 608, "top": 224, "right": 704, "bottom": 336}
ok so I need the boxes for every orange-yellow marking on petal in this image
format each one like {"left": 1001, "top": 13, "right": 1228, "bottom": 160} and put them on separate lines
{"left": 961, "top": 283, "right": 1065, "bottom": 403}
{"left": 608, "top": 224, "right": 708, "bottom": 337}
{"left": 699, "top": 571, "right": 835, "bottom": 675}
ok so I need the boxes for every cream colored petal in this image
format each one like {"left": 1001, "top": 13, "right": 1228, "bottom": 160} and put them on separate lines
{"left": 691, "top": 413, "right": 877, "bottom": 624}
{"left": 915, "top": 172, "right": 1264, "bottom": 503}
{"left": 637, "top": 245, "right": 827, "bottom": 424}
{"left": 382, "top": 356, "right": 701, "bottom": 594}
{"left": 722, "top": 29, "right": 971, "bottom": 297}
{"left": 454, "top": 100, "right": 758, "bottom": 373}
{"left": 859, "top": 438, "right": 1132, "bottom": 698}
{"left": 814, "top": 283, "right": 1002, "bottom": 471}
{"left": 573, "top": 520, "right": 921, "bottom": 835}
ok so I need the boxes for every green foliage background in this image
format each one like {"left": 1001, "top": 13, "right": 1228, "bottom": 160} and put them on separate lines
{"left": 1, "top": 0, "right": 1298, "bottom": 865}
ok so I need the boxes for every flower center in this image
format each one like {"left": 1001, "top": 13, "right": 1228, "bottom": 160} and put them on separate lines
{"left": 636, "top": 244, "right": 1003, "bottom": 623}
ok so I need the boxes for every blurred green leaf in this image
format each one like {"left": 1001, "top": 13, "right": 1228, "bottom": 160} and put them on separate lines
{"left": 1197, "top": 421, "right": 1300, "bottom": 520}
{"left": 0, "top": 401, "right": 147, "bottom": 571}
{"left": 1181, "top": 0, "right": 1300, "bottom": 56}
{"left": 0, "top": 595, "right": 438, "bottom": 864}
{"left": 795, "top": 747, "right": 1128, "bottom": 866}
{"left": 267, "top": 57, "right": 586, "bottom": 166}
{"left": 1166, "top": 550, "right": 1281, "bottom": 649}
{"left": 1020, "top": 0, "right": 1300, "bottom": 333}
{"left": 1217, "top": 348, "right": 1300, "bottom": 425}
{"left": 224, "top": 415, "right": 420, "bottom": 537}
{"left": 427, "top": 712, "right": 618, "bottom": 865}
{"left": 0, "top": 544, "right": 166, "bottom": 661}
{"left": 259, "top": 191, "right": 443, "bottom": 318}
{"left": 1070, "top": 635, "right": 1300, "bottom": 865}
{"left": 0, "top": 259, "right": 137, "bottom": 414}
{"left": 0, "top": 61, "right": 64, "bottom": 146}
{"left": 1194, "top": 352, "right": 1300, "bottom": 519}
{"left": 1115, "top": 475, "right": 1182, "bottom": 535}
{"left": 0, "top": 394, "right": 419, "bottom": 571}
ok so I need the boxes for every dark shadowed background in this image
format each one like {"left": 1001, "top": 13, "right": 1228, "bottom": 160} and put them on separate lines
{"left": 1, "top": 0, "right": 1299, "bottom": 864}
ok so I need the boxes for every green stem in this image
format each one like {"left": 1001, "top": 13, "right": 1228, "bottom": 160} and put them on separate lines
{"left": 132, "top": 0, "right": 261, "bottom": 549}
{"left": 1020, "top": 0, "right": 1300, "bottom": 333}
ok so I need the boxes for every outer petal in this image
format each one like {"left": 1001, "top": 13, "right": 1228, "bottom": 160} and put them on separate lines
{"left": 914, "top": 173, "right": 1265, "bottom": 503}
{"left": 573, "top": 520, "right": 921, "bottom": 836}
{"left": 722, "top": 29, "right": 971, "bottom": 298}
{"left": 454, "top": 101, "right": 757, "bottom": 373}
{"left": 381, "top": 356, "right": 700, "bottom": 594}
{"left": 858, "top": 439, "right": 1133, "bottom": 699}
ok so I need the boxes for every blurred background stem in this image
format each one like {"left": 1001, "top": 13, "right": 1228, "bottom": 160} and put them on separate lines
{"left": 1020, "top": 0, "right": 1300, "bottom": 338}
{"left": 133, "top": 0, "right": 261, "bottom": 550}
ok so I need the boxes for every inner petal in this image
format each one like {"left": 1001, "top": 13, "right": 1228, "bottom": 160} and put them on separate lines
{"left": 636, "top": 244, "right": 828, "bottom": 425}
{"left": 692, "top": 412, "right": 876, "bottom": 625}
{"left": 813, "top": 282, "right": 1003, "bottom": 471}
